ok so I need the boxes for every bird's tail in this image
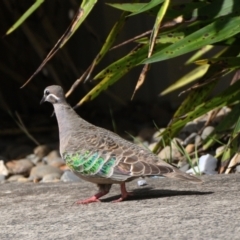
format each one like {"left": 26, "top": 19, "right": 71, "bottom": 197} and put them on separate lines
{"left": 163, "top": 169, "right": 203, "bottom": 184}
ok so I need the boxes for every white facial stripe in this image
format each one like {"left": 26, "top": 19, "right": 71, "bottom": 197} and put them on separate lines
{"left": 46, "top": 93, "right": 60, "bottom": 102}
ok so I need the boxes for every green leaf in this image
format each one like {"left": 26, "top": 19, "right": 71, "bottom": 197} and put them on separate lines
{"left": 167, "top": 81, "right": 240, "bottom": 131}
{"left": 196, "top": 57, "right": 240, "bottom": 69}
{"left": 160, "top": 65, "right": 209, "bottom": 96}
{"left": 194, "top": 0, "right": 240, "bottom": 19}
{"left": 221, "top": 137, "right": 238, "bottom": 162}
{"left": 107, "top": 0, "right": 164, "bottom": 16}
{"left": 132, "top": 0, "right": 170, "bottom": 98}
{"left": 129, "top": 0, "right": 164, "bottom": 16}
{"left": 157, "top": 0, "right": 240, "bottom": 21}
{"left": 160, "top": 45, "right": 230, "bottom": 96}
{"left": 153, "top": 80, "right": 240, "bottom": 153}
{"left": 77, "top": 43, "right": 169, "bottom": 106}
{"left": 144, "top": 15, "right": 240, "bottom": 64}
{"left": 6, "top": 0, "right": 45, "bottom": 35}
{"left": 109, "top": 0, "right": 240, "bottom": 21}
{"left": 106, "top": 3, "right": 146, "bottom": 13}
{"left": 21, "top": 0, "right": 98, "bottom": 88}
{"left": 185, "top": 45, "right": 214, "bottom": 65}
{"left": 60, "top": 0, "right": 98, "bottom": 48}
{"left": 203, "top": 104, "right": 240, "bottom": 150}
{"left": 221, "top": 114, "right": 240, "bottom": 162}
{"left": 136, "top": 31, "right": 184, "bottom": 44}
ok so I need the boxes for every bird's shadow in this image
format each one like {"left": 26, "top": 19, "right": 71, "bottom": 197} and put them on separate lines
{"left": 101, "top": 187, "right": 213, "bottom": 202}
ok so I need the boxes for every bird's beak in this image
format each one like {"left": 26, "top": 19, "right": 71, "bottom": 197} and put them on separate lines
{"left": 40, "top": 96, "right": 46, "bottom": 105}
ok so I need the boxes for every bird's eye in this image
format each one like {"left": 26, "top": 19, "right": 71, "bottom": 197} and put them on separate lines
{"left": 45, "top": 90, "right": 50, "bottom": 95}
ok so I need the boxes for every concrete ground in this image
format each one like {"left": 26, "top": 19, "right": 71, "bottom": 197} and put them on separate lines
{"left": 0, "top": 174, "right": 240, "bottom": 240}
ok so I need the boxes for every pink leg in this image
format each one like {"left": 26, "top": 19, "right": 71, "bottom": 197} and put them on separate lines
{"left": 75, "top": 191, "right": 109, "bottom": 204}
{"left": 112, "top": 183, "right": 133, "bottom": 203}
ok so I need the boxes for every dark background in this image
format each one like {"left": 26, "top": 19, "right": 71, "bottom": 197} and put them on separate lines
{"left": 0, "top": 1, "right": 231, "bottom": 155}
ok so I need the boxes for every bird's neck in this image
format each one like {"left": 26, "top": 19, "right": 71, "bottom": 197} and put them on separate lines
{"left": 53, "top": 103, "right": 89, "bottom": 150}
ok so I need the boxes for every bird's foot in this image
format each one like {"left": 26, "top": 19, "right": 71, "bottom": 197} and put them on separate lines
{"left": 112, "top": 183, "right": 133, "bottom": 203}
{"left": 75, "top": 196, "right": 100, "bottom": 204}
{"left": 75, "top": 191, "right": 108, "bottom": 204}
{"left": 112, "top": 192, "right": 133, "bottom": 203}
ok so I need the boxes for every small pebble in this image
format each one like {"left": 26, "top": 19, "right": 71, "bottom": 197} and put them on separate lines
{"left": 151, "top": 129, "right": 165, "bottom": 143}
{"left": 44, "top": 150, "right": 61, "bottom": 164}
{"left": 34, "top": 145, "right": 51, "bottom": 159}
{"left": 137, "top": 179, "right": 147, "bottom": 186}
{"left": 7, "top": 175, "right": 25, "bottom": 182}
{"left": 215, "top": 145, "right": 225, "bottom": 156}
{"left": 26, "top": 154, "right": 41, "bottom": 165}
{"left": 195, "top": 135, "right": 202, "bottom": 146}
{"left": 30, "top": 165, "right": 63, "bottom": 181}
{"left": 150, "top": 176, "right": 164, "bottom": 179}
{"left": 0, "top": 160, "right": 9, "bottom": 176}
{"left": 181, "top": 122, "right": 198, "bottom": 134}
{"left": 185, "top": 144, "right": 195, "bottom": 154}
{"left": 214, "top": 107, "right": 231, "bottom": 123}
{"left": 41, "top": 173, "right": 62, "bottom": 183}
{"left": 18, "top": 177, "right": 31, "bottom": 183}
{"left": 201, "top": 126, "right": 215, "bottom": 140}
{"left": 47, "top": 157, "right": 65, "bottom": 168}
{"left": 6, "top": 159, "right": 34, "bottom": 175}
{"left": 236, "top": 165, "right": 240, "bottom": 173}
{"left": 60, "top": 171, "right": 81, "bottom": 182}
{"left": 158, "top": 145, "right": 181, "bottom": 161}
{"left": 183, "top": 133, "right": 198, "bottom": 146}
{"left": 148, "top": 142, "right": 157, "bottom": 151}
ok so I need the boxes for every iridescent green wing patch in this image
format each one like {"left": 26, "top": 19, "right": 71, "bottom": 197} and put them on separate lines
{"left": 63, "top": 151, "right": 91, "bottom": 172}
{"left": 98, "top": 157, "right": 116, "bottom": 177}
{"left": 82, "top": 152, "right": 98, "bottom": 170}
{"left": 63, "top": 151, "right": 107, "bottom": 175}
{"left": 83, "top": 157, "right": 105, "bottom": 175}
{"left": 63, "top": 151, "right": 117, "bottom": 177}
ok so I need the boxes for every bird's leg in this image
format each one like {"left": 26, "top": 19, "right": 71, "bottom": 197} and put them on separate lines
{"left": 75, "top": 191, "right": 108, "bottom": 204}
{"left": 75, "top": 184, "right": 112, "bottom": 204}
{"left": 112, "top": 183, "right": 133, "bottom": 203}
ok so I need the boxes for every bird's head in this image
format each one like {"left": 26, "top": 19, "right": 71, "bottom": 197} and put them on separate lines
{"left": 40, "top": 85, "right": 66, "bottom": 105}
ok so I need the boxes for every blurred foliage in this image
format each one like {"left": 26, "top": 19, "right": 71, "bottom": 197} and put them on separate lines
{"left": 2, "top": 0, "right": 240, "bottom": 169}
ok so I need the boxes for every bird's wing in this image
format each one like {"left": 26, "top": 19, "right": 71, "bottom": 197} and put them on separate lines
{"left": 72, "top": 128, "right": 173, "bottom": 179}
{"left": 64, "top": 127, "right": 201, "bottom": 183}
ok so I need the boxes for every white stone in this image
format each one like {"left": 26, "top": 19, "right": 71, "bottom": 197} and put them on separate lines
{"left": 137, "top": 179, "right": 147, "bottom": 186}
{"left": 0, "top": 160, "right": 9, "bottom": 176}
{"left": 187, "top": 154, "right": 218, "bottom": 175}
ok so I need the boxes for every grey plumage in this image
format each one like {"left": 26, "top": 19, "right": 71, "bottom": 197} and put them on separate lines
{"left": 41, "top": 85, "right": 202, "bottom": 204}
